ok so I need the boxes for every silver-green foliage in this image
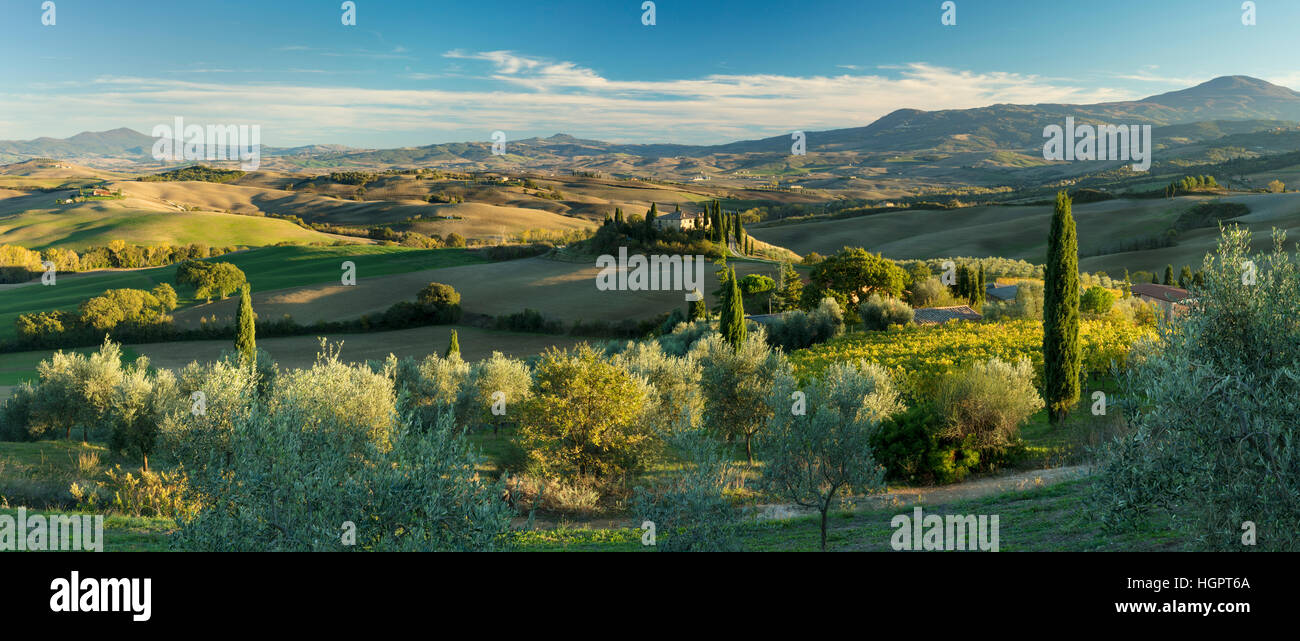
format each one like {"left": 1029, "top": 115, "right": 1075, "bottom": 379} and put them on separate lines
{"left": 632, "top": 425, "right": 743, "bottom": 552}
{"left": 612, "top": 341, "right": 703, "bottom": 433}
{"left": 859, "top": 293, "right": 914, "bottom": 330}
{"left": 932, "top": 357, "right": 1043, "bottom": 449}
{"left": 174, "top": 408, "right": 512, "bottom": 551}
{"left": 1093, "top": 227, "right": 1300, "bottom": 550}
{"left": 761, "top": 360, "right": 899, "bottom": 549}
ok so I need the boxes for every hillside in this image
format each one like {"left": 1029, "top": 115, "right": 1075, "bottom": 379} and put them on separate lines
{"left": 749, "top": 192, "right": 1300, "bottom": 275}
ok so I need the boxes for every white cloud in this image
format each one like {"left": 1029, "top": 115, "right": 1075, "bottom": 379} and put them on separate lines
{"left": 0, "top": 53, "right": 1141, "bottom": 146}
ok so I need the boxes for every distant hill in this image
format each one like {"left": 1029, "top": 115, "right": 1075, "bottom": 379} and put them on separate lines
{"left": 6, "top": 76, "right": 1300, "bottom": 186}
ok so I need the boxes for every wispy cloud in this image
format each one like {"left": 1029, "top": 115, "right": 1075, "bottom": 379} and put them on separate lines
{"left": 0, "top": 52, "right": 1140, "bottom": 146}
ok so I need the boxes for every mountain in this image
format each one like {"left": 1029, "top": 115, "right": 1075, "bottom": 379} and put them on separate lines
{"left": 5, "top": 76, "right": 1300, "bottom": 181}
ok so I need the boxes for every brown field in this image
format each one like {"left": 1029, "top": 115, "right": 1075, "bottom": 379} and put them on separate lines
{"left": 750, "top": 192, "right": 1300, "bottom": 275}
{"left": 131, "top": 324, "right": 585, "bottom": 372}
{"left": 174, "top": 255, "right": 782, "bottom": 328}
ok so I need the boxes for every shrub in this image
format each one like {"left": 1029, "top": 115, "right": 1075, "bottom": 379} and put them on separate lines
{"left": 268, "top": 341, "right": 398, "bottom": 453}
{"left": 174, "top": 410, "right": 513, "bottom": 551}
{"left": 766, "top": 297, "right": 845, "bottom": 351}
{"left": 870, "top": 405, "right": 981, "bottom": 485}
{"left": 908, "top": 277, "right": 948, "bottom": 307}
{"left": 859, "top": 293, "right": 914, "bottom": 330}
{"left": 612, "top": 341, "right": 703, "bottom": 433}
{"left": 1080, "top": 285, "right": 1116, "bottom": 316}
{"left": 1, "top": 339, "right": 129, "bottom": 441}
{"left": 70, "top": 465, "right": 197, "bottom": 519}
{"left": 457, "top": 352, "right": 533, "bottom": 433}
{"left": 632, "top": 428, "right": 742, "bottom": 551}
{"left": 416, "top": 282, "right": 463, "bottom": 323}
{"left": 932, "top": 357, "right": 1042, "bottom": 450}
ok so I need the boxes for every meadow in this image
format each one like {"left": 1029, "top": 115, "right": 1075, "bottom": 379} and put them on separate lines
{"left": 0, "top": 245, "right": 486, "bottom": 342}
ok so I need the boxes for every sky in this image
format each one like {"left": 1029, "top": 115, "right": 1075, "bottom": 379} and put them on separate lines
{"left": 1, "top": 0, "right": 1299, "bottom": 147}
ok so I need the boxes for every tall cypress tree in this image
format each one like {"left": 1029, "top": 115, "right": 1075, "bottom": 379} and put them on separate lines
{"left": 1043, "top": 191, "right": 1080, "bottom": 424}
{"left": 976, "top": 264, "right": 986, "bottom": 307}
{"left": 644, "top": 203, "right": 658, "bottom": 239}
{"left": 719, "top": 267, "right": 746, "bottom": 350}
{"left": 688, "top": 290, "right": 707, "bottom": 321}
{"left": 1163, "top": 264, "right": 1175, "bottom": 286}
{"left": 776, "top": 261, "right": 803, "bottom": 311}
{"left": 445, "top": 329, "right": 460, "bottom": 358}
{"left": 235, "top": 284, "right": 256, "bottom": 364}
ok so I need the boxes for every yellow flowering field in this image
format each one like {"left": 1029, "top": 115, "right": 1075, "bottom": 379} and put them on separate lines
{"left": 790, "top": 319, "right": 1155, "bottom": 391}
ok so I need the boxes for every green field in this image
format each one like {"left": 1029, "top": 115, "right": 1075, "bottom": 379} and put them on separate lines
{"left": 0, "top": 245, "right": 488, "bottom": 342}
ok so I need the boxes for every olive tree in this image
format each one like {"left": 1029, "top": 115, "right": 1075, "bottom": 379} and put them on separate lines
{"left": 694, "top": 329, "right": 791, "bottom": 463}
{"left": 1093, "top": 227, "right": 1300, "bottom": 550}
{"left": 761, "top": 360, "right": 901, "bottom": 550}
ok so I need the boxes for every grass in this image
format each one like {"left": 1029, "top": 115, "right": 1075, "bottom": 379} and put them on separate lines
{"left": 0, "top": 507, "right": 174, "bottom": 552}
{"left": 512, "top": 478, "right": 1181, "bottom": 551}
{"left": 0, "top": 245, "right": 485, "bottom": 342}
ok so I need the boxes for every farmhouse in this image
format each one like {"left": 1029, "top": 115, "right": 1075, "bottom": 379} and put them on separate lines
{"left": 653, "top": 210, "right": 706, "bottom": 232}
{"left": 1130, "top": 283, "right": 1193, "bottom": 318}
{"left": 90, "top": 188, "right": 113, "bottom": 197}
{"left": 913, "top": 305, "right": 983, "bottom": 326}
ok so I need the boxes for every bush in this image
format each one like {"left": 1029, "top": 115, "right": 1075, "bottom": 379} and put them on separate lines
{"left": 174, "top": 410, "right": 513, "bottom": 551}
{"left": 612, "top": 341, "right": 703, "bottom": 433}
{"left": 70, "top": 465, "right": 197, "bottom": 519}
{"left": 870, "top": 405, "right": 981, "bottom": 485}
{"left": 932, "top": 357, "right": 1042, "bottom": 450}
{"left": 416, "top": 282, "right": 463, "bottom": 323}
{"left": 1080, "top": 285, "right": 1116, "bottom": 316}
{"left": 632, "top": 429, "right": 742, "bottom": 551}
{"left": 267, "top": 341, "right": 398, "bottom": 453}
{"left": 496, "top": 308, "right": 564, "bottom": 334}
{"left": 908, "top": 277, "right": 948, "bottom": 307}
{"left": 457, "top": 352, "right": 533, "bottom": 433}
{"left": 765, "top": 297, "right": 845, "bottom": 351}
{"left": 859, "top": 293, "right": 914, "bottom": 330}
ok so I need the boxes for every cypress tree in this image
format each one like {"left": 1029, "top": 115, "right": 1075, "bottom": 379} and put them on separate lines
{"left": 1163, "top": 264, "right": 1174, "bottom": 286}
{"left": 976, "top": 264, "right": 986, "bottom": 306}
{"left": 688, "top": 290, "right": 707, "bottom": 321}
{"left": 776, "top": 261, "right": 803, "bottom": 311}
{"left": 235, "top": 284, "right": 256, "bottom": 364}
{"left": 445, "top": 330, "right": 460, "bottom": 358}
{"left": 719, "top": 267, "right": 746, "bottom": 350}
{"left": 1178, "top": 265, "right": 1193, "bottom": 289}
{"left": 644, "top": 203, "right": 658, "bottom": 239}
{"left": 1043, "top": 191, "right": 1080, "bottom": 424}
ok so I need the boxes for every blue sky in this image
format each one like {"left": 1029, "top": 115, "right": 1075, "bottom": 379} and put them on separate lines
{"left": 2, "top": 0, "right": 1298, "bottom": 147}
